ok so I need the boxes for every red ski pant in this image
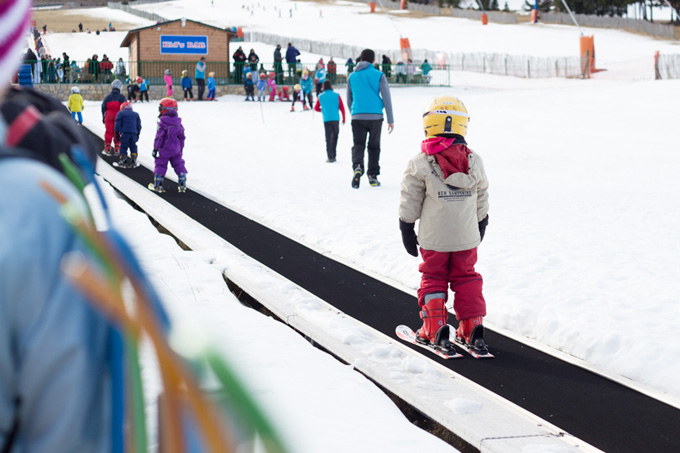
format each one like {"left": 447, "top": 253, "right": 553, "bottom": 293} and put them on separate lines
{"left": 416, "top": 248, "right": 486, "bottom": 321}
{"left": 104, "top": 119, "right": 120, "bottom": 148}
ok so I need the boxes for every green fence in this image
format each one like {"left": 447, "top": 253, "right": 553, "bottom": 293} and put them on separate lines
{"left": 21, "top": 60, "right": 450, "bottom": 87}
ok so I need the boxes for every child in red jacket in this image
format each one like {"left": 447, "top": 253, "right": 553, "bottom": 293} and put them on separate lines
{"left": 100, "top": 79, "right": 126, "bottom": 155}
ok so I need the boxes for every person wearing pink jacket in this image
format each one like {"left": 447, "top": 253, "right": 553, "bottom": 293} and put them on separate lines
{"left": 164, "top": 68, "right": 173, "bottom": 97}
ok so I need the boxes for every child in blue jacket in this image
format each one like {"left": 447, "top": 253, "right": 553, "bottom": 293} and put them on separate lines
{"left": 206, "top": 71, "right": 216, "bottom": 101}
{"left": 114, "top": 101, "right": 142, "bottom": 168}
{"left": 256, "top": 72, "right": 267, "bottom": 102}
{"left": 181, "top": 70, "right": 193, "bottom": 101}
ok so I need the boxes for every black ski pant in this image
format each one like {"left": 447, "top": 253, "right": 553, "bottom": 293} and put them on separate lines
{"left": 351, "top": 118, "right": 383, "bottom": 176}
{"left": 196, "top": 78, "right": 205, "bottom": 100}
{"left": 324, "top": 121, "right": 339, "bottom": 161}
{"left": 139, "top": 91, "right": 149, "bottom": 102}
{"left": 183, "top": 88, "right": 193, "bottom": 100}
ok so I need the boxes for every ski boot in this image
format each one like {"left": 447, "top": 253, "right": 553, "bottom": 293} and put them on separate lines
{"left": 148, "top": 174, "right": 166, "bottom": 193}
{"left": 130, "top": 152, "right": 138, "bottom": 168}
{"left": 178, "top": 173, "right": 187, "bottom": 193}
{"left": 415, "top": 293, "right": 457, "bottom": 355}
{"left": 102, "top": 144, "right": 115, "bottom": 156}
{"left": 351, "top": 166, "right": 362, "bottom": 189}
{"left": 455, "top": 316, "right": 489, "bottom": 355}
{"left": 114, "top": 143, "right": 120, "bottom": 157}
{"left": 290, "top": 105, "right": 295, "bottom": 112}
{"left": 303, "top": 104, "right": 309, "bottom": 111}
{"left": 367, "top": 175, "right": 381, "bottom": 187}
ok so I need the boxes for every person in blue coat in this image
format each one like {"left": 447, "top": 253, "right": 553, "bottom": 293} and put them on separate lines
{"left": 314, "top": 62, "right": 327, "bottom": 98}
{"left": 114, "top": 101, "right": 142, "bottom": 167}
{"left": 181, "top": 69, "right": 194, "bottom": 101}
{"left": 314, "top": 80, "right": 346, "bottom": 163}
{"left": 346, "top": 48, "right": 394, "bottom": 188}
{"left": 285, "top": 42, "right": 300, "bottom": 80}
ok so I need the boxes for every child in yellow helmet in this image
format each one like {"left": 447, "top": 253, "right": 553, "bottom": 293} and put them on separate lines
{"left": 398, "top": 96, "right": 491, "bottom": 358}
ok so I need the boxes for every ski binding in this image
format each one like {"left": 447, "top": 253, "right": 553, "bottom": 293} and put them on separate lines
{"left": 395, "top": 325, "right": 462, "bottom": 359}
{"left": 452, "top": 325, "right": 494, "bottom": 359}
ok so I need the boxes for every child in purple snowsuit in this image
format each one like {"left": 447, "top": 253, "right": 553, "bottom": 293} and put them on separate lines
{"left": 151, "top": 98, "right": 187, "bottom": 193}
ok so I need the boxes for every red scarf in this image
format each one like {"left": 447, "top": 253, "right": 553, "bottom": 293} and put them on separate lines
{"left": 421, "top": 137, "right": 470, "bottom": 178}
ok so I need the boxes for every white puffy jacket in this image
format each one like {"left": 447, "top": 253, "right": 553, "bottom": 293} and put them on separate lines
{"left": 399, "top": 148, "right": 489, "bottom": 252}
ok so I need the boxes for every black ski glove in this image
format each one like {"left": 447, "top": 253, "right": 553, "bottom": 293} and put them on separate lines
{"left": 479, "top": 215, "right": 489, "bottom": 242}
{"left": 152, "top": 149, "right": 158, "bottom": 158}
{"left": 115, "top": 132, "right": 121, "bottom": 142}
{"left": 399, "top": 219, "right": 419, "bottom": 257}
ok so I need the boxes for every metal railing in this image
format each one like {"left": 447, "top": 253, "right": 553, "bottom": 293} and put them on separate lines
{"left": 20, "top": 56, "right": 584, "bottom": 87}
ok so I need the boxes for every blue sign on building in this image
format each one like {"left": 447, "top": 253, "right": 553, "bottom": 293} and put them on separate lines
{"left": 160, "top": 35, "right": 208, "bottom": 55}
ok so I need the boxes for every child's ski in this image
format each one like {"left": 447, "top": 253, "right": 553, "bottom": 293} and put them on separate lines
{"left": 112, "top": 161, "right": 140, "bottom": 169}
{"left": 395, "top": 325, "right": 462, "bottom": 359}
{"left": 147, "top": 183, "right": 165, "bottom": 193}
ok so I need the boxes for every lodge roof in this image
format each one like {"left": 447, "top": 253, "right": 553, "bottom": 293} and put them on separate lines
{"left": 120, "top": 18, "right": 235, "bottom": 47}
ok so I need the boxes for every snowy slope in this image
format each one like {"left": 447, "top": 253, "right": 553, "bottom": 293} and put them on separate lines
{"left": 49, "top": 0, "right": 680, "bottom": 449}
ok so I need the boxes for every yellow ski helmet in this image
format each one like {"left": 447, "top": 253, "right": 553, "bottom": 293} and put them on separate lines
{"left": 422, "top": 96, "right": 469, "bottom": 138}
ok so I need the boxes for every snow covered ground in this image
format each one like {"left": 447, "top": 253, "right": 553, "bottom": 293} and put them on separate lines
{"left": 43, "top": 0, "right": 680, "bottom": 450}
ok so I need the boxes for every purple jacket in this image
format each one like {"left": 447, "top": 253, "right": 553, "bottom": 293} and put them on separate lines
{"left": 153, "top": 111, "right": 185, "bottom": 157}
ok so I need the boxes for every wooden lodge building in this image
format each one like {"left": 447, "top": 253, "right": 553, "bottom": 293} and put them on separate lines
{"left": 120, "top": 19, "right": 235, "bottom": 85}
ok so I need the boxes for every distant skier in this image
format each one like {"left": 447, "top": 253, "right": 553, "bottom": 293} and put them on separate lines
{"left": 314, "top": 62, "right": 326, "bottom": 98}
{"left": 164, "top": 68, "right": 173, "bottom": 97}
{"left": 67, "top": 86, "right": 84, "bottom": 124}
{"left": 181, "top": 69, "right": 194, "bottom": 101}
{"left": 314, "top": 80, "right": 345, "bottom": 163}
{"left": 137, "top": 76, "right": 149, "bottom": 102}
{"left": 114, "top": 101, "right": 142, "bottom": 168}
{"left": 290, "top": 84, "right": 302, "bottom": 112}
{"left": 267, "top": 71, "right": 277, "bottom": 101}
{"left": 300, "top": 69, "right": 313, "bottom": 110}
{"left": 256, "top": 72, "right": 267, "bottom": 102}
{"left": 126, "top": 80, "right": 139, "bottom": 102}
{"left": 150, "top": 98, "right": 187, "bottom": 193}
{"left": 243, "top": 72, "right": 254, "bottom": 101}
{"left": 206, "top": 71, "right": 216, "bottom": 100}
{"left": 101, "top": 79, "right": 126, "bottom": 155}
{"left": 398, "top": 95, "right": 490, "bottom": 357}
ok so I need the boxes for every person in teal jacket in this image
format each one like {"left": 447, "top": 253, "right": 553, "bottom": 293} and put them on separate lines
{"left": 313, "top": 80, "right": 345, "bottom": 163}
{"left": 346, "top": 48, "right": 394, "bottom": 189}
{"left": 300, "top": 69, "right": 313, "bottom": 110}
{"left": 137, "top": 76, "right": 149, "bottom": 102}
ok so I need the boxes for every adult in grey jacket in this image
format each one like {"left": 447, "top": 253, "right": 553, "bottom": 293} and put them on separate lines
{"left": 346, "top": 48, "right": 394, "bottom": 189}
{"left": 398, "top": 96, "right": 490, "bottom": 356}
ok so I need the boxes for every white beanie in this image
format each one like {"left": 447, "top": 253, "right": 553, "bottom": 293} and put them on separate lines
{"left": 0, "top": 0, "right": 32, "bottom": 86}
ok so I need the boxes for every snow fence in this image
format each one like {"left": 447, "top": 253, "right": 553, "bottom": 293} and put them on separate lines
{"left": 246, "top": 31, "right": 582, "bottom": 79}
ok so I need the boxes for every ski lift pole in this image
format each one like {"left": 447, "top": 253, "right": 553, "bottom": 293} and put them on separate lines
{"left": 560, "top": 0, "right": 583, "bottom": 35}
{"left": 476, "top": 0, "right": 489, "bottom": 25}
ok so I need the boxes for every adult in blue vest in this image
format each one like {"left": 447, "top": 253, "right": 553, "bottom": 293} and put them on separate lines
{"left": 195, "top": 56, "right": 206, "bottom": 101}
{"left": 346, "top": 48, "right": 394, "bottom": 189}
{"left": 314, "top": 80, "right": 346, "bottom": 163}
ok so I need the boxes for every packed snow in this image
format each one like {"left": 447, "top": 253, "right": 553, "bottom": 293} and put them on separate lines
{"left": 40, "top": 0, "right": 680, "bottom": 450}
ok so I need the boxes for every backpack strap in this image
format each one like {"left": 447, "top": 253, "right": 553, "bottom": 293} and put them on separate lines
{"left": 5, "top": 105, "right": 41, "bottom": 148}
